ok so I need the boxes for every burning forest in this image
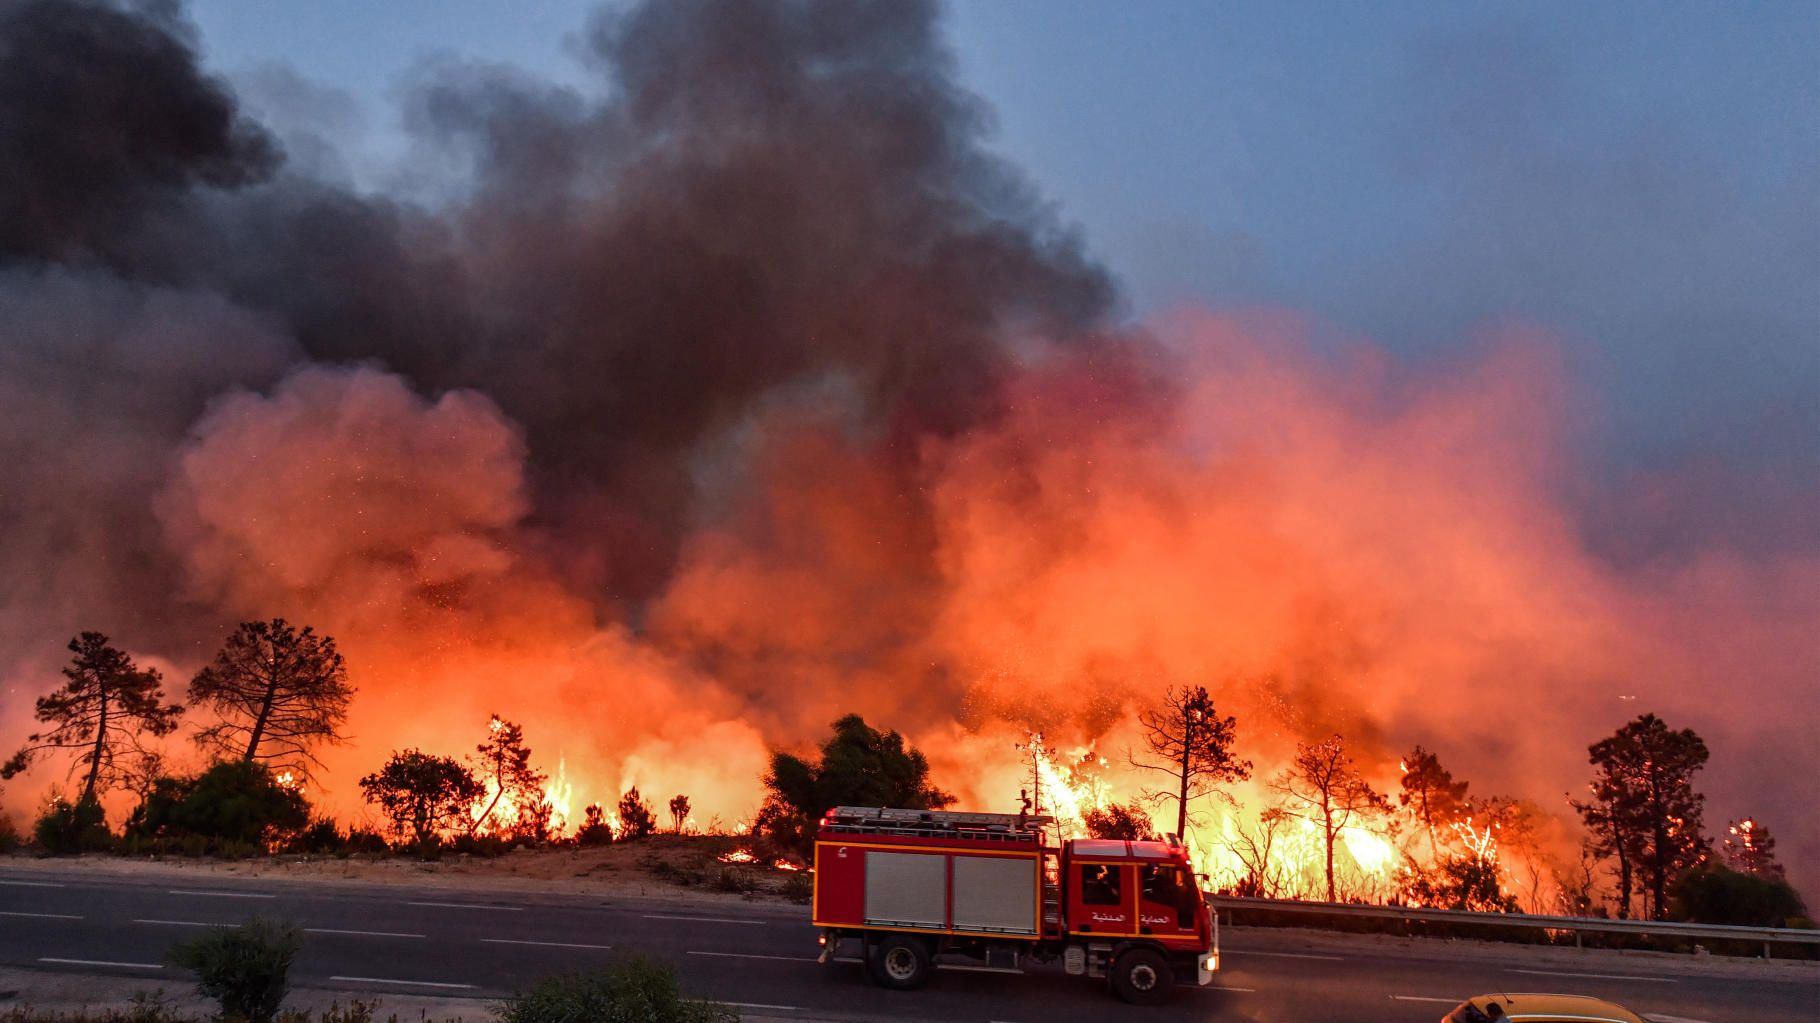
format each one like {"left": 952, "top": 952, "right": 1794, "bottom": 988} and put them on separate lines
{"left": 0, "top": 0, "right": 1815, "bottom": 926}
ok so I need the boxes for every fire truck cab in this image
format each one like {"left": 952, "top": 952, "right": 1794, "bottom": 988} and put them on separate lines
{"left": 812, "top": 806, "right": 1219, "bottom": 1005}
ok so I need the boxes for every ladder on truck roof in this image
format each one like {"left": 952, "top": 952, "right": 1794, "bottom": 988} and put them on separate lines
{"left": 822, "top": 806, "right": 1054, "bottom": 845}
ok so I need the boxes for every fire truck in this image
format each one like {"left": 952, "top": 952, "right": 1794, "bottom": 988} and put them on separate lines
{"left": 811, "top": 806, "right": 1219, "bottom": 1005}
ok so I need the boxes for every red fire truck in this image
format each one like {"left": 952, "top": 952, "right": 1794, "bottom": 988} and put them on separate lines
{"left": 811, "top": 806, "right": 1219, "bottom": 1005}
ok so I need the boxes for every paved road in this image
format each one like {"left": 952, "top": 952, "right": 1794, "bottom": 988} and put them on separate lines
{"left": 2, "top": 867, "right": 1814, "bottom": 1023}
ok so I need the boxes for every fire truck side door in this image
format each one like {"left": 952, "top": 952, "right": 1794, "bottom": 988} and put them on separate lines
{"left": 1138, "top": 864, "right": 1199, "bottom": 936}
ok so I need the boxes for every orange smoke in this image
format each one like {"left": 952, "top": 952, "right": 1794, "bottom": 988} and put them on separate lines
{"left": 1, "top": 313, "right": 1811, "bottom": 899}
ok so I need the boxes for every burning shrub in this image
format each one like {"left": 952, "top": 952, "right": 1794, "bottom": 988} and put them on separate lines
{"left": 127, "top": 760, "right": 310, "bottom": 851}
{"left": 33, "top": 795, "right": 110, "bottom": 854}
{"left": 168, "top": 917, "right": 301, "bottom": 1023}
{"left": 617, "top": 786, "right": 657, "bottom": 840}
{"left": 1396, "top": 856, "right": 1518, "bottom": 913}
{"left": 498, "top": 957, "right": 735, "bottom": 1023}
{"left": 358, "top": 749, "right": 483, "bottom": 851}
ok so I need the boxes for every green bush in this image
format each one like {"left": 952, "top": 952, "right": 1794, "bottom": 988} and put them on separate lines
{"left": 34, "top": 797, "right": 111, "bottom": 854}
{"left": 498, "top": 957, "right": 735, "bottom": 1023}
{"left": 1670, "top": 864, "right": 1809, "bottom": 927}
{"left": 167, "top": 918, "right": 301, "bottom": 1023}
{"left": 280, "top": 818, "right": 344, "bottom": 855}
{"left": 130, "top": 761, "right": 310, "bottom": 851}
{"left": 340, "top": 827, "right": 389, "bottom": 855}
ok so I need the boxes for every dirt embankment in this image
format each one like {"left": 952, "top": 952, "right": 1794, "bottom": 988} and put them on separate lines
{"left": 0, "top": 835, "right": 810, "bottom": 908}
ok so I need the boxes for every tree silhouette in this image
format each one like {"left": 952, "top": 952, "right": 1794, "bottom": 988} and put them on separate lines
{"left": 1575, "top": 714, "right": 1710, "bottom": 919}
{"left": 617, "top": 786, "right": 657, "bottom": 839}
{"left": 1083, "top": 801, "right": 1152, "bottom": 841}
{"left": 187, "top": 620, "right": 353, "bottom": 780}
{"left": 467, "top": 715, "right": 549, "bottom": 840}
{"left": 1270, "top": 734, "right": 1391, "bottom": 902}
{"left": 756, "top": 714, "right": 954, "bottom": 857}
{"left": 2, "top": 633, "right": 182, "bottom": 808}
{"left": 1397, "top": 746, "right": 1470, "bottom": 861}
{"left": 1131, "top": 686, "right": 1251, "bottom": 839}
{"left": 668, "top": 794, "right": 691, "bottom": 834}
{"left": 359, "top": 749, "right": 482, "bottom": 847}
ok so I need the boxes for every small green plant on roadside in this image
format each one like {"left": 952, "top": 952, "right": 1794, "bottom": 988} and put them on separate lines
{"left": 167, "top": 918, "right": 301, "bottom": 1023}
{"left": 781, "top": 869, "right": 814, "bottom": 904}
{"left": 34, "top": 796, "right": 111, "bottom": 854}
{"left": 498, "top": 957, "right": 735, "bottom": 1023}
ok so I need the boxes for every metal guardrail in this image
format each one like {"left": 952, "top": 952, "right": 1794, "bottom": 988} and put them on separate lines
{"left": 1204, "top": 894, "right": 1820, "bottom": 957}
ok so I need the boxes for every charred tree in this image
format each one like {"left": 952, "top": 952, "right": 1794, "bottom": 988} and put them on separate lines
{"left": 1131, "top": 686, "right": 1250, "bottom": 839}
{"left": 1271, "top": 734, "right": 1391, "bottom": 903}
{"left": 467, "top": 715, "right": 549, "bottom": 840}
{"left": 1, "top": 632, "right": 182, "bottom": 808}
{"left": 1397, "top": 745, "right": 1470, "bottom": 863}
{"left": 187, "top": 619, "right": 353, "bottom": 781}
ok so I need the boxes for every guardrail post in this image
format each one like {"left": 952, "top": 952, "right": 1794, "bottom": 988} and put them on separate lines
{"left": 1574, "top": 931, "right": 1582, "bottom": 950}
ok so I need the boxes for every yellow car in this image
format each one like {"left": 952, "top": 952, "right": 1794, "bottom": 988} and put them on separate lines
{"left": 1444, "top": 993, "right": 1647, "bottom": 1023}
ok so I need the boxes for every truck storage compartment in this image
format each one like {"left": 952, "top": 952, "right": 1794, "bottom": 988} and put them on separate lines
{"left": 951, "top": 854, "right": 1037, "bottom": 934}
{"left": 864, "top": 851, "right": 947, "bottom": 927}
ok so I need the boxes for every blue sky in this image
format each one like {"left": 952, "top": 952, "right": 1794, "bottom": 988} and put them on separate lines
{"left": 186, "top": 0, "right": 1819, "bottom": 532}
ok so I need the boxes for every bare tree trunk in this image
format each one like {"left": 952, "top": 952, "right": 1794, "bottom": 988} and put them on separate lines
{"left": 1175, "top": 760, "right": 1189, "bottom": 838}
{"left": 243, "top": 669, "right": 278, "bottom": 763}
{"left": 81, "top": 681, "right": 108, "bottom": 807}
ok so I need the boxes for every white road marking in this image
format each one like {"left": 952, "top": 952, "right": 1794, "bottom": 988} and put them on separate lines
{"left": 687, "top": 950, "right": 815, "bottom": 963}
{"left": 483, "top": 938, "right": 613, "bottom": 951}
{"left": 1508, "top": 968, "right": 1677, "bottom": 983}
{"left": 1645, "top": 1015, "right": 1720, "bottom": 1023}
{"left": 1393, "top": 995, "right": 1461, "bottom": 1003}
{"left": 723, "top": 1003, "right": 798, "bottom": 1012}
{"left": 1209, "top": 985, "right": 1256, "bottom": 992}
{"left": 0, "top": 910, "right": 83, "bottom": 920}
{"left": 1226, "top": 950, "right": 1345, "bottom": 961}
{"left": 168, "top": 889, "right": 274, "bottom": 899}
{"left": 644, "top": 913, "right": 765, "bottom": 925}
{"left": 407, "top": 900, "right": 524, "bottom": 911}
{"left": 40, "top": 958, "right": 162, "bottom": 970}
{"left": 0, "top": 880, "right": 65, "bottom": 888}
{"left": 330, "top": 976, "right": 477, "bottom": 989}
{"left": 305, "top": 928, "right": 425, "bottom": 939}
{"left": 135, "top": 919, "right": 233, "bottom": 927}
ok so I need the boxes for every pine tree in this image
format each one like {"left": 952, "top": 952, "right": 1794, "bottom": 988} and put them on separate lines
{"left": 1398, "top": 746, "right": 1470, "bottom": 861}
{"left": 467, "top": 715, "right": 549, "bottom": 840}
{"left": 2, "top": 633, "right": 183, "bottom": 807}
{"left": 1270, "top": 734, "right": 1391, "bottom": 902}
{"left": 1575, "top": 714, "right": 1710, "bottom": 919}
{"left": 187, "top": 619, "right": 353, "bottom": 781}
{"left": 1131, "top": 686, "right": 1251, "bottom": 838}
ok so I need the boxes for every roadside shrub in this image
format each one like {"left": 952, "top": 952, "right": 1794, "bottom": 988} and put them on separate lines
{"left": 1670, "top": 864, "right": 1809, "bottom": 927}
{"left": 781, "top": 869, "right": 814, "bottom": 904}
{"left": 168, "top": 917, "right": 301, "bottom": 1023}
{"left": 280, "top": 818, "right": 343, "bottom": 855}
{"left": 449, "top": 832, "right": 510, "bottom": 857}
{"left": 340, "top": 827, "right": 389, "bottom": 855}
{"left": 0, "top": 810, "right": 19, "bottom": 853}
{"left": 130, "top": 761, "right": 310, "bottom": 851}
{"left": 617, "top": 787, "right": 657, "bottom": 840}
{"left": 34, "top": 796, "right": 111, "bottom": 854}
{"left": 498, "top": 957, "right": 735, "bottom": 1023}
{"left": 713, "top": 865, "right": 759, "bottom": 894}
{"left": 574, "top": 803, "right": 614, "bottom": 847}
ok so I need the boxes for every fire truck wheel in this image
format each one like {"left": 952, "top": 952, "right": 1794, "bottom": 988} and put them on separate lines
{"left": 1110, "top": 947, "right": 1174, "bottom": 1005}
{"left": 867, "top": 935, "right": 933, "bottom": 990}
